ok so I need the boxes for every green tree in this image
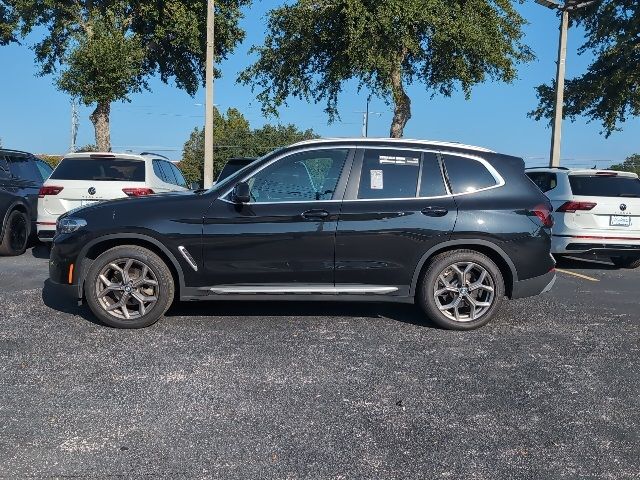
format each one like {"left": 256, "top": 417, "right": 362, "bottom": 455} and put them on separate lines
{"left": 180, "top": 107, "right": 317, "bottom": 185}
{"left": 1, "top": 0, "right": 249, "bottom": 151}
{"left": 239, "top": 0, "right": 532, "bottom": 138}
{"left": 610, "top": 154, "right": 640, "bottom": 176}
{"left": 529, "top": 1, "right": 639, "bottom": 137}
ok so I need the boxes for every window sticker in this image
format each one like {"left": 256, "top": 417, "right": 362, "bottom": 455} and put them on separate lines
{"left": 379, "top": 155, "right": 419, "bottom": 166}
{"left": 370, "top": 170, "right": 384, "bottom": 190}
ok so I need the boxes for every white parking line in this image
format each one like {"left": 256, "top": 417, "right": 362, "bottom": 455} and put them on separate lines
{"left": 556, "top": 269, "right": 600, "bottom": 282}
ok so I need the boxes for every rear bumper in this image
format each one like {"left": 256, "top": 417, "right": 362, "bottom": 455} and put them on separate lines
{"left": 552, "top": 234, "right": 640, "bottom": 256}
{"left": 511, "top": 269, "right": 556, "bottom": 300}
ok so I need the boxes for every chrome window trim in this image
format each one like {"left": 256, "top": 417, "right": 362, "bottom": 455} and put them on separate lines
{"left": 218, "top": 146, "right": 505, "bottom": 205}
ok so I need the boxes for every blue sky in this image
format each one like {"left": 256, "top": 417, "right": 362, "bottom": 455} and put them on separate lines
{"left": 0, "top": 1, "right": 638, "bottom": 167}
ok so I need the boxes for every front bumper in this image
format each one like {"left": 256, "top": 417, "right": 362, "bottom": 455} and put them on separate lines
{"left": 511, "top": 269, "right": 556, "bottom": 300}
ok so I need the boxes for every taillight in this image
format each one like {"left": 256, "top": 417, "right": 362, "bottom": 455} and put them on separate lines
{"left": 38, "top": 186, "right": 64, "bottom": 198}
{"left": 122, "top": 188, "right": 155, "bottom": 197}
{"left": 531, "top": 204, "right": 554, "bottom": 228}
{"left": 556, "top": 201, "right": 597, "bottom": 213}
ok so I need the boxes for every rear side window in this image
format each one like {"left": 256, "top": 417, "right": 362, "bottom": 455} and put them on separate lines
{"left": 51, "top": 158, "right": 146, "bottom": 182}
{"left": 443, "top": 155, "right": 499, "bottom": 194}
{"left": 8, "top": 156, "right": 42, "bottom": 183}
{"left": 569, "top": 175, "right": 640, "bottom": 197}
{"left": 358, "top": 149, "right": 421, "bottom": 199}
{"left": 0, "top": 156, "right": 11, "bottom": 179}
{"left": 526, "top": 172, "right": 557, "bottom": 193}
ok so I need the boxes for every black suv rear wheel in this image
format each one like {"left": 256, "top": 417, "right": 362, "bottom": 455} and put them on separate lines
{"left": 0, "top": 210, "right": 29, "bottom": 256}
{"left": 84, "top": 246, "right": 175, "bottom": 328}
{"left": 418, "top": 249, "right": 505, "bottom": 330}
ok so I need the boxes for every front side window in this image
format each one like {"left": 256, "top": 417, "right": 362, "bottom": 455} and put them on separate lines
{"left": 443, "top": 155, "right": 499, "bottom": 194}
{"left": 358, "top": 149, "right": 422, "bottom": 199}
{"left": 246, "top": 149, "right": 349, "bottom": 203}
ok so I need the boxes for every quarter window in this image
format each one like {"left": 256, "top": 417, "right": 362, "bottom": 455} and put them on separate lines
{"left": 526, "top": 172, "right": 557, "bottom": 193}
{"left": 246, "top": 149, "right": 349, "bottom": 203}
{"left": 443, "top": 155, "right": 498, "bottom": 194}
{"left": 358, "top": 149, "right": 421, "bottom": 199}
{"left": 35, "top": 160, "right": 53, "bottom": 181}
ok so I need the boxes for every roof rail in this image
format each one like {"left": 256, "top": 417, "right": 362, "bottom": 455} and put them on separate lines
{"left": 525, "top": 166, "right": 569, "bottom": 170}
{"left": 140, "top": 152, "right": 170, "bottom": 161}
{"left": 289, "top": 137, "right": 495, "bottom": 153}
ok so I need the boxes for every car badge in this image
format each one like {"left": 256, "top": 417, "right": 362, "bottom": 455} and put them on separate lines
{"left": 620, "top": 204, "right": 627, "bottom": 211}
{"left": 88, "top": 187, "right": 96, "bottom": 195}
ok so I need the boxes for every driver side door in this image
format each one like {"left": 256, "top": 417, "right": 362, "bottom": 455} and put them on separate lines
{"left": 202, "top": 147, "right": 354, "bottom": 287}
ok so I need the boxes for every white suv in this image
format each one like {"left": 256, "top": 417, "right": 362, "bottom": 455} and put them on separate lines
{"left": 526, "top": 167, "right": 640, "bottom": 268}
{"left": 37, "top": 152, "right": 190, "bottom": 242}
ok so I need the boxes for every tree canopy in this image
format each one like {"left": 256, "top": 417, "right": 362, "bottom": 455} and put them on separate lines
{"left": 610, "top": 154, "right": 640, "bottom": 176}
{"left": 529, "top": 1, "right": 639, "bottom": 137}
{"left": 1, "top": 0, "right": 250, "bottom": 150}
{"left": 180, "top": 107, "right": 317, "bottom": 185}
{"left": 240, "top": 0, "right": 533, "bottom": 138}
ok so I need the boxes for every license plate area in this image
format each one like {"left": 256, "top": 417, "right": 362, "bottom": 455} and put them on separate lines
{"left": 610, "top": 215, "right": 631, "bottom": 227}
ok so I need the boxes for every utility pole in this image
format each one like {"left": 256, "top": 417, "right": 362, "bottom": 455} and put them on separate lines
{"left": 359, "top": 95, "right": 381, "bottom": 138}
{"left": 549, "top": 9, "right": 569, "bottom": 168}
{"left": 203, "top": 0, "right": 215, "bottom": 188}
{"left": 70, "top": 99, "right": 79, "bottom": 153}
{"left": 536, "top": 0, "right": 598, "bottom": 168}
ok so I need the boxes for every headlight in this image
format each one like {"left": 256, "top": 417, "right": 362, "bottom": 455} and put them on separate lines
{"left": 57, "top": 217, "right": 87, "bottom": 234}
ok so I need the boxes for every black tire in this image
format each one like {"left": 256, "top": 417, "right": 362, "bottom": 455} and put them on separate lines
{"left": 610, "top": 256, "right": 640, "bottom": 269}
{"left": 84, "top": 246, "right": 175, "bottom": 329}
{"left": 417, "top": 249, "right": 505, "bottom": 330}
{"left": 0, "top": 210, "right": 29, "bottom": 256}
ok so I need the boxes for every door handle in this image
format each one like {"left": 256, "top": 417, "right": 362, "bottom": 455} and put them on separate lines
{"left": 302, "top": 209, "right": 331, "bottom": 220}
{"left": 421, "top": 206, "right": 449, "bottom": 217}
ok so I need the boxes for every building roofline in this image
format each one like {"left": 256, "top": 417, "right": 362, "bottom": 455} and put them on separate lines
{"left": 289, "top": 137, "right": 495, "bottom": 153}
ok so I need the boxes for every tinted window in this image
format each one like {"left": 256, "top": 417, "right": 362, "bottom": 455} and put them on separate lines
{"left": 247, "top": 149, "right": 348, "bottom": 203}
{"left": 50, "top": 158, "right": 146, "bottom": 181}
{"left": 8, "top": 156, "right": 41, "bottom": 183}
{"left": 443, "top": 155, "right": 498, "bottom": 194}
{"left": 35, "top": 160, "right": 53, "bottom": 181}
{"left": 170, "top": 163, "right": 187, "bottom": 187}
{"left": 159, "top": 161, "right": 177, "bottom": 184}
{"left": 153, "top": 160, "right": 167, "bottom": 182}
{"left": 0, "top": 156, "right": 10, "bottom": 179}
{"left": 526, "top": 172, "right": 557, "bottom": 193}
{"left": 358, "top": 149, "right": 421, "bottom": 199}
{"left": 569, "top": 175, "right": 640, "bottom": 197}
{"left": 218, "top": 158, "right": 255, "bottom": 182}
{"left": 420, "top": 152, "right": 448, "bottom": 197}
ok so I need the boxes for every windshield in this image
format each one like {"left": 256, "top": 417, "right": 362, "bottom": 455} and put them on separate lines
{"left": 569, "top": 175, "right": 640, "bottom": 198}
{"left": 51, "top": 158, "right": 145, "bottom": 182}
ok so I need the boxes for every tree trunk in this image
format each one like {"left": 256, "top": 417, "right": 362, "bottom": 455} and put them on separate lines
{"left": 90, "top": 101, "right": 111, "bottom": 152}
{"left": 389, "top": 63, "right": 411, "bottom": 138}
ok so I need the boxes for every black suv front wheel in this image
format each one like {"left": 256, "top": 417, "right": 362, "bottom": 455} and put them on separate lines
{"left": 84, "top": 246, "right": 175, "bottom": 328}
{"left": 418, "top": 249, "right": 505, "bottom": 330}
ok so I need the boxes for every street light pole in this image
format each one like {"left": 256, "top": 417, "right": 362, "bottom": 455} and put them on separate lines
{"left": 203, "top": 0, "right": 215, "bottom": 188}
{"left": 550, "top": 9, "right": 569, "bottom": 168}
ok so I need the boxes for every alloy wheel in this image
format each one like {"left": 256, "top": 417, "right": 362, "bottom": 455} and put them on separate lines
{"left": 95, "top": 258, "right": 159, "bottom": 320}
{"left": 433, "top": 262, "right": 495, "bottom": 322}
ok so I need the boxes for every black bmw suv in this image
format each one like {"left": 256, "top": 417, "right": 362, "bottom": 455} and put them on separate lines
{"left": 49, "top": 139, "right": 555, "bottom": 330}
{"left": 1, "top": 149, "right": 53, "bottom": 255}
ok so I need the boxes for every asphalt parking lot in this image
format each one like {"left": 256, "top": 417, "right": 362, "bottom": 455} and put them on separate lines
{"left": 0, "top": 247, "right": 638, "bottom": 479}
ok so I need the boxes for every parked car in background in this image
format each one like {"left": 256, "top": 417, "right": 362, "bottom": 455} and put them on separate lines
{"left": 526, "top": 167, "right": 640, "bottom": 268}
{"left": 0, "top": 149, "right": 53, "bottom": 255}
{"left": 217, "top": 157, "right": 257, "bottom": 183}
{"left": 37, "top": 152, "right": 189, "bottom": 242}
{"left": 50, "top": 138, "right": 555, "bottom": 330}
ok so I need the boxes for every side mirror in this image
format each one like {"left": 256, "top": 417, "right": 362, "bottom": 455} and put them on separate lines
{"left": 232, "top": 182, "right": 251, "bottom": 203}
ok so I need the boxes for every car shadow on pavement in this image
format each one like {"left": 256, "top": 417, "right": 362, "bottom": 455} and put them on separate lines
{"left": 166, "top": 300, "right": 440, "bottom": 329}
{"left": 41, "top": 279, "right": 103, "bottom": 326}
{"left": 31, "top": 244, "right": 51, "bottom": 259}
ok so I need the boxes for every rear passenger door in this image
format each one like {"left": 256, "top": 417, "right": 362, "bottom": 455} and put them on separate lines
{"left": 335, "top": 148, "right": 457, "bottom": 293}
